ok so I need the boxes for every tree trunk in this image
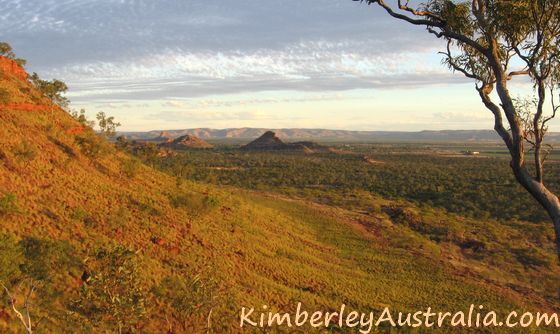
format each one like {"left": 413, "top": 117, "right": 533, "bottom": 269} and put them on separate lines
{"left": 511, "top": 165, "right": 560, "bottom": 258}
{"left": 554, "top": 217, "right": 560, "bottom": 259}
{"left": 549, "top": 211, "right": 560, "bottom": 258}
{"left": 491, "top": 70, "right": 560, "bottom": 258}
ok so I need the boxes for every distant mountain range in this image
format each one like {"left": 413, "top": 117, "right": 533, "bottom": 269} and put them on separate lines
{"left": 120, "top": 128, "right": 560, "bottom": 142}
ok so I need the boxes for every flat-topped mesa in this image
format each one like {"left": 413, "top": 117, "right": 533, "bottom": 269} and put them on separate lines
{"left": 0, "top": 56, "right": 28, "bottom": 81}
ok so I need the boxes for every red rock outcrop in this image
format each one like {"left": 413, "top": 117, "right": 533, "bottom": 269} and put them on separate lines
{"left": 0, "top": 56, "right": 28, "bottom": 81}
{"left": 241, "top": 131, "right": 335, "bottom": 153}
{"left": 66, "top": 126, "right": 86, "bottom": 135}
{"left": 241, "top": 131, "right": 288, "bottom": 150}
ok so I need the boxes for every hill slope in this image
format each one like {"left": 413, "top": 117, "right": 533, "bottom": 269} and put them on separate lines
{"left": 160, "top": 134, "right": 214, "bottom": 149}
{"left": 241, "top": 131, "right": 290, "bottom": 150}
{"left": 0, "top": 57, "right": 559, "bottom": 333}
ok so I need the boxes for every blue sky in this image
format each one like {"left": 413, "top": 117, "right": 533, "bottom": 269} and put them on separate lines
{"left": 0, "top": 0, "right": 541, "bottom": 131}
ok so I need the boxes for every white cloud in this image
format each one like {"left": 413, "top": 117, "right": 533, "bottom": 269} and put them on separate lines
{"left": 52, "top": 41, "right": 458, "bottom": 102}
{"left": 146, "top": 109, "right": 281, "bottom": 122}
{"left": 2, "top": 0, "right": 516, "bottom": 131}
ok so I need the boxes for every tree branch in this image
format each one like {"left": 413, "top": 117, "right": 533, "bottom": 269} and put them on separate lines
{"left": 507, "top": 70, "right": 530, "bottom": 80}
{"left": 2, "top": 283, "right": 33, "bottom": 334}
{"left": 439, "top": 41, "right": 484, "bottom": 81}
{"left": 355, "top": 0, "right": 442, "bottom": 26}
{"left": 361, "top": 0, "right": 491, "bottom": 57}
{"left": 476, "top": 83, "right": 513, "bottom": 149}
{"left": 24, "top": 281, "right": 35, "bottom": 333}
{"left": 397, "top": 0, "right": 444, "bottom": 22}
{"left": 543, "top": 88, "right": 559, "bottom": 125}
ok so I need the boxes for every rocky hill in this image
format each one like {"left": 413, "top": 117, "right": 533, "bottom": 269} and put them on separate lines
{"left": 290, "top": 140, "right": 337, "bottom": 153}
{"left": 160, "top": 134, "right": 214, "bottom": 149}
{"left": 242, "top": 131, "right": 335, "bottom": 153}
{"left": 241, "top": 131, "right": 289, "bottom": 150}
{"left": 151, "top": 131, "right": 174, "bottom": 142}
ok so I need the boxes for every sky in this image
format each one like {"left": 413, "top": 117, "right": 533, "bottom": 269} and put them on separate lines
{"left": 0, "top": 0, "right": 548, "bottom": 131}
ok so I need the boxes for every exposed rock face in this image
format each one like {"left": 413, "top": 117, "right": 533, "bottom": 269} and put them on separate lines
{"left": 241, "top": 131, "right": 289, "bottom": 150}
{"left": 242, "top": 131, "right": 335, "bottom": 153}
{"left": 0, "top": 57, "right": 28, "bottom": 81}
{"left": 154, "top": 131, "right": 174, "bottom": 143}
{"left": 161, "top": 134, "right": 214, "bottom": 149}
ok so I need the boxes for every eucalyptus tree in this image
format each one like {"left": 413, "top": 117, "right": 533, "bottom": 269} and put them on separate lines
{"left": 29, "top": 73, "right": 69, "bottom": 108}
{"left": 96, "top": 111, "right": 121, "bottom": 139}
{"left": 354, "top": 0, "right": 560, "bottom": 256}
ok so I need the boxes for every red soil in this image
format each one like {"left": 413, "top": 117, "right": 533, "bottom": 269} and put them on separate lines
{"left": 0, "top": 103, "right": 50, "bottom": 112}
{"left": 65, "top": 126, "right": 86, "bottom": 135}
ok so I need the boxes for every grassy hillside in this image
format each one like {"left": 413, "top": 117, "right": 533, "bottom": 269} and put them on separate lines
{"left": 0, "top": 58, "right": 559, "bottom": 333}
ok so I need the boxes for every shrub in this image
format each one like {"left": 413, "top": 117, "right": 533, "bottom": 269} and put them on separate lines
{"left": 131, "top": 142, "right": 160, "bottom": 167}
{"left": 13, "top": 141, "right": 37, "bottom": 161}
{"left": 168, "top": 192, "right": 190, "bottom": 208}
{"left": 512, "top": 247, "right": 552, "bottom": 269}
{"left": 71, "top": 207, "right": 90, "bottom": 222}
{"left": 108, "top": 206, "right": 132, "bottom": 230}
{"left": 70, "top": 246, "right": 147, "bottom": 333}
{"left": 121, "top": 158, "right": 141, "bottom": 178}
{"left": 0, "top": 235, "right": 78, "bottom": 283}
{"left": 19, "top": 237, "right": 77, "bottom": 282}
{"left": 0, "top": 87, "right": 10, "bottom": 104}
{"left": 0, "top": 235, "right": 78, "bottom": 333}
{"left": 154, "top": 270, "right": 222, "bottom": 332}
{"left": 0, "top": 233, "right": 22, "bottom": 282}
{"left": 75, "top": 131, "right": 110, "bottom": 158}
{"left": 0, "top": 192, "right": 19, "bottom": 217}
{"left": 204, "top": 194, "right": 221, "bottom": 208}
{"left": 168, "top": 191, "right": 221, "bottom": 216}
{"left": 128, "top": 196, "right": 160, "bottom": 216}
